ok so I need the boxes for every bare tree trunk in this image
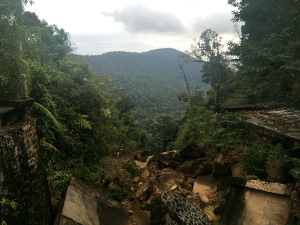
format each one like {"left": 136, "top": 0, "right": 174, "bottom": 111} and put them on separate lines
{"left": 178, "top": 60, "right": 191, "bottom": 96}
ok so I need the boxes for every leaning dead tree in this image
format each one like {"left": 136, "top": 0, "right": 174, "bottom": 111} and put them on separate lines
{"left": 178, "top": 59, "right": 191, "bottom": 96}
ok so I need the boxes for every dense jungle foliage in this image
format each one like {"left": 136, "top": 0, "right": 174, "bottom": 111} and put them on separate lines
{"left": 0, "top": 0, "right": 146, "bottom": 198}
{"left": 82, "top": 49, "right": 208, "bottom": 119}
{"left": 1, "top": 0, "right": 300, "bottom": 214}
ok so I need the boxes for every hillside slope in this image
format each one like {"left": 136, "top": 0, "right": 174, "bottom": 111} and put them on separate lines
{"left": 82, "top": 48, "right": 207, "bottom": 119}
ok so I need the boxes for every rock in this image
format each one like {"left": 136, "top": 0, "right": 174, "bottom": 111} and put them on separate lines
{"left": 175, "top": 158, "right": 213, "bottom": 177}
{"left": 145, "top": 156, "right": 153, "bottom": 163}
{"left": 54, "top": 177, "right": 130, "bottom": 225}
{"left": 169, "top": 160, "right": 179, "bottom": 169}
{"left": 213, "top": 199, "right": 225, "bottom": 215}
{"left": 193, "top": 175, "right": 218, "bottom": 199}
{"left": 148, "top": 152, "right": 169, "bottom": 165}
{"left": 199, "top": 195, "right": 209, "bottom": 204}
{"left": 161, "top": 150, "right": 179, "bottom": 159}
{"left": 158, "top": 160, "right": 170, "bottom": 169}
{"left": 150, "top": 191, "right": 209, "bottom": 225}
{"left": 230, "top": 162, "right": 245, "bottom": 178}
{"left": 169, "top": 183, "right": 190, "bottom": 198}
{"left": 180, "top": 142, "right": 198, "bottom": 158}
{"left": 140, "top": 168, "right": 150, "bottom": 180}
{"left": 219, "top": 183, "right": 291, "bottom": 225}
{"left": 118, "top": 145, "right": 148, "bottom": 162}
{"left": 128, "top": 199, "right": 142, "bottom": 212}
{"left": 184, "top": 146, "right": 206, "bottom": 161}
{"left": 135, "top": 181, "right": 156, "bottom": 202}
{"left": 213, "top": 153, "right": 231, "bottom": 178}
{"left": 133, "top": 177, "right": 141, "bottom": 183}
{"left": 135, "top": 160, "right": 147, "bottom": 169}
{"left": 107, "top": 169, "right": 133, "bottom": 191}
{"left": 153, "top": 170, "right": 185, "bottom": 192}
{"left": 134, "top": 148, "right": 148, "bottom": 162}
{"left": 147, "top": 161, "right": 160, "bottom": 172}
{"left": 203, "top": 206, "right": 219, "bottom": 223}
{"left": 181, "top": 177, "right": 194, "bottom": 191}
{"left": 130, "top": 210, "right": 151, "bottom": 225}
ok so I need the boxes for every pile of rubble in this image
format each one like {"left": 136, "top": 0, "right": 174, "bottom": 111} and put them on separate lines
{"left": 53, "top": 143, "right": 300, "bottom": 225}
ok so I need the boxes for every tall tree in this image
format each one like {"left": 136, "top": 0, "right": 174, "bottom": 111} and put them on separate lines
{"left": 228, "top": 0, "right": 300, "bottom": 100}
{"left": 184, "top": 29, "right": 231, "bottom": 86}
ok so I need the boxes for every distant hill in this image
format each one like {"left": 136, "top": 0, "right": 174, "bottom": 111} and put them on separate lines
{"left": 81, "top": 48, "right": 208, "bottom": 119}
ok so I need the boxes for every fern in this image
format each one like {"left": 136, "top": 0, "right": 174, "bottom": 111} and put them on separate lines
{"left": 33, "top": 102, "right": 63, "bottom": 132}
{"left": 74, "top": 115, "right": 92, "bottom": 130}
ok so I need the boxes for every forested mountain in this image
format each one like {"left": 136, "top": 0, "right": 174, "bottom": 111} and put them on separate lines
{"left": 81, "top": 48, "right": 208, "bottom": 119}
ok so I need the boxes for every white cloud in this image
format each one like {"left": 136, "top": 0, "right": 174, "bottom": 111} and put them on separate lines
{"left": 25, "top": 0, "right": 240, "bottom": 55}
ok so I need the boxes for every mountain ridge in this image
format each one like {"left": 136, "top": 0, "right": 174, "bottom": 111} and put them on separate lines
{"left": 80, "top": 48, "right": 208, "bottom": 119}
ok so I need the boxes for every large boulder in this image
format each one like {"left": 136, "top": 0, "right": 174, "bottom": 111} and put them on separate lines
{"left": 213, "top": 153, "right": 231, "bottom": 178}
{"left": 54, "top": 177, "right": 130, "bottom": 225}
{"left": 193, "top": 175, "right": 218, "bottom": 201}
{"left": 134, "top": 148, "right": 148, "bottom": 162}
{"left": 130, "top": 210, "right": 151, "bottom": 225}
{"left": 117, "top": 145, "right": 148, "bottom": 162}
{"left": 150, "top": 191, "right": 209, "bottom": 225}
{"left": 134, "top": 181, "right": 156, "bottom": 202}
{"left": 147, "top": 152, "right": 175, "bottom": 165}
{"left": 179, "top": 142, "right": 198, "bottom": 158}
{"left": 184, "top": 146, "right": 206, "bottom": 161}
{"left": 152, "top": 169, "right": 185, "bottom": 192}
{"left": 107, "top": 169, "right": 133, "bottom": 191}
{"left": 219, "top": 180, "right": 292, "bottom": 225}
{"left": 175, "top": 158, "right": 213, "bottom": 177}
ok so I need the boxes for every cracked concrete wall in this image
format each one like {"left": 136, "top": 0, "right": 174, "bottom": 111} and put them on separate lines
{"left": 0, "top": 119, "right": 53, "bottom": 225}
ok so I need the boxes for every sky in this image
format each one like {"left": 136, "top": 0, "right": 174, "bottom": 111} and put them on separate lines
{"left": 25, "top": 0, "right": 241, "bottom": 55}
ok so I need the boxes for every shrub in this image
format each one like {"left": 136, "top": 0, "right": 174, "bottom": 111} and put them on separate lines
{"left": 121, "top": 159, "right": 139, "bottom": 177}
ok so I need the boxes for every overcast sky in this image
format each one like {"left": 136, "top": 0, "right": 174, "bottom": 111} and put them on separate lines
{"left": 25, "top": 0, "right": 241, "bottom": 55}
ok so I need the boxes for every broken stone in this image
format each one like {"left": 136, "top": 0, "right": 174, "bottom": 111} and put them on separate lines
{"left": 199, "top": 195, "right": 209, "bottom": 204}
{"left": 135, "top": 160, "right": 147, "bottom": 169}
{"left": 179, "top": 142, "right": 198, "bottom": 158}
{"left": 134, "top": 148, "right": 148, "bottom": 162}
{"left": 213, "top": 154, "right": 231, "bottom": 178}
{"left": 130, "top": 210, "right": 151, "bottom": 225}
{"left": 150, "top": 191, "right": 209, "bottom": 225}
{"left": 147, "top": 152, "right": 169, "bottom": 165}
{"left": 193, "top": 175, "right": 218, "bottom": 199}
{"left": 128, "top": 199, "right": 142, "bottom": 212}
{"left": 184, "top": 146, "right": 206, "bottom": 161}
{"left": 219, "top": 184, "right": 291, "bottom": 225}
{"left": 135, "top": 181, "right": 155, "bottom": 202}
{"left": 213, "top": 199, "right": 225, "bottom": 215}
{"left": 153, "top": 170, "right": 185, "bottom": 192}
{"left": 54, "top": 177, "right": 130, "bottom": 225}
{"left": 203, "top": 206, "right": 219, "bottom": 223}
{"left": 107, "top": 169, "right": 133, "bottom": 191}
{"left": 147, "top": 161, "right": 160, "bottom": 172}
{"left": 132, "top": 177, "right": 140, "bottom": 183}
{"left": 175, "top": 158, "right": 213, "bottom": 177}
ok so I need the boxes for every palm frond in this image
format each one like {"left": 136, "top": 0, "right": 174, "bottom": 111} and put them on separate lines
{"left": 33, "top": 102, "right": 63, "bottom": 132}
